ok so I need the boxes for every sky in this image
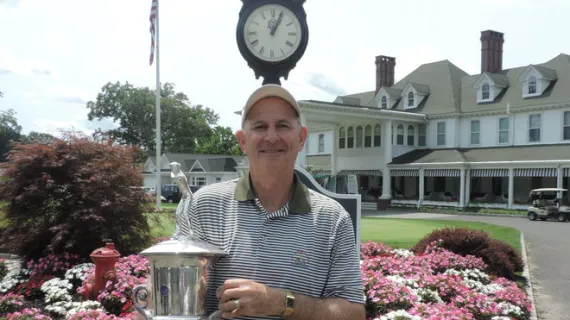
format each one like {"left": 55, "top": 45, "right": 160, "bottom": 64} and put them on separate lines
{"left": 1, "top": 0, "right": 570, "bottom": 137}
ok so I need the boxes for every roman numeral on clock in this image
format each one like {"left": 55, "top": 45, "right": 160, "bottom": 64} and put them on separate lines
{"left": 270, "top": 50, "right": 274, "bottom": 59}
{"left": 285, "top": 41, "right": 294, "bottom": 47}
{"left": 259, "top": 46, "right": 265, "bottom": 55}
{"left": 251, "top": 39, "right": 259, "bottom": 47}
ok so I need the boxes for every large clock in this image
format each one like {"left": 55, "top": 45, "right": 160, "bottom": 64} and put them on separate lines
{"left": 236, "top": 0, "right": 309, "bottom": 85}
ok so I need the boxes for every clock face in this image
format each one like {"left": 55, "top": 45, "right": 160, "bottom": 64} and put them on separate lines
{"left": 243, "top": 4, "right": 302, "bottom": 63}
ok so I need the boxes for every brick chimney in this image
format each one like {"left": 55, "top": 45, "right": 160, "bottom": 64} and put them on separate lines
{"left": 480, "top": 30, "right": 504, "bottom": 74}
{"left": 375, "top": 55, "right": 396, "bottom": 94}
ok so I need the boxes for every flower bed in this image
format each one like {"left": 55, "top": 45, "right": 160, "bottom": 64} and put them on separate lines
{"left": 0, "top": 239, "right": 533, "bottom": 319}
{"left": 362, "top": 240, "right": 532, "bottom": 320}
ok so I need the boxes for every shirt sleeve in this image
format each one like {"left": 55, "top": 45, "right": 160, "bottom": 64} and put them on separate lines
{"left": 321, "top": 209, "right": 365, "bottom": 305}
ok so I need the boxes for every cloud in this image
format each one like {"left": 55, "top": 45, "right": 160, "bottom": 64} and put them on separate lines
{"left": 304, "top": 72, "right": 347, "bottom": 97}
{"left": 0, "top": 0, "right": 20, "bottom": 8}
{"left": 47, "top": 85, "right": 91, "bottom": 105}
{"left": 0, "top": 53, "right": 54, "bottom": 77}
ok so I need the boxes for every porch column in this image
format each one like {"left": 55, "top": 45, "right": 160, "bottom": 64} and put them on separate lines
{"left": 418, "top": 168, "right": 425, "bottom": 208}
{"left": 508, "top": 168, "right": 514, "bottom": 209}
{"left": 557, "top": 167, "right": 563, "bottom": 198}
{"left": 465, "top": 169, "right": 471, "bottom": 207}
{"left": 459, "top": 168, "right": 466, "bottom": 207}
{"left": 331, "top": 125, "right": 338, "bottom": 174}
{"left": 381, "top": 120, "right": 393, "bottom": 199}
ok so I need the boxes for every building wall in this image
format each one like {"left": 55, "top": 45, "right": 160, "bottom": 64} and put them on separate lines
{"left": 305, "top": 130, "right": 333, "bottom": 155}
{"left": 306, "top": 154, "right": 331, "bottom": 169}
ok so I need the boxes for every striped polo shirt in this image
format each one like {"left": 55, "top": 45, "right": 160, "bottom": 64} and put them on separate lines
{"left": 187, "top": 173, "right": 365, "bottom": 319}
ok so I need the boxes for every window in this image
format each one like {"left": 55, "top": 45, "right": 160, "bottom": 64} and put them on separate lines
{"left": 373, "top": 124, "right": 381, "bottom": 147}
{"left": 529, "top": 114, "right": 541, "bottom": 142}
{"left": 339, "top": 127, "right": 345, "bottom": 149}
{"left": 418, "top": 124, "right": 426, "bottom": 146}
{"left": 347, "top": 126, "right": 354, "bottom": 148}
{"left": 437, "top": 122, "right": 446, "bottom": 146}
{"left": 305, "top": 140, "right": 309, "bottom": 153}
{"left": 498, "top": 117, "right": 509, "bottom": 144}
{"left": 191, "top": 177, "right": 207, "bottom": 186}
{"left": 564, "top": 111, "right": 570, "bottom": 140}
{"left": 356, "top": 126, "right": 363, "bottom": 148}
{"left": 215, "top": 177, "right": 221, "bottom": 183}
{"left": 396, "top": 124, "right": 404, "bottom": 145}
{"left": 318, "top": 134, "right": 324, "bottom": 152}
{"left": 528, "top": 76, "right": 537, "bottom": 95}
{"left": 407, "top": 92, "right": 414, "bottom": 107}
{"left": 470, "top": 120, "right": 480, "bottom": 145}
{"left": 481, "top": 83, "right": 490, "bottom": 100}
{"left": 381, "top": 96, "right": 387, "bottom": 108}
{"left": 407, "top": 126, "right": 415, "bottom": 146}
{"left": 364, "top": 125, "right": 372, "bottom": 147}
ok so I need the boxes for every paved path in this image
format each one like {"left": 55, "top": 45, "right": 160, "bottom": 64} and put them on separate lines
{"left": 362, "top": 210, "right": 570, "bottom": 320}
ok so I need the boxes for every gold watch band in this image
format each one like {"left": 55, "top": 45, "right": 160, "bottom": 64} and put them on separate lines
{"left": 281, "top": 290, "right": 295, "bottom": 317}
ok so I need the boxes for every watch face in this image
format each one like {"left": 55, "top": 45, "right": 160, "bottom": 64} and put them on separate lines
{"left": 243, "top": 4, "right": 302, "bottom": 62}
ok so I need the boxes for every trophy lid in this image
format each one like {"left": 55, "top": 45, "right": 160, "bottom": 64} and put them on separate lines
{"left": 140, "top": 237, "right": 227, "bottom": 258}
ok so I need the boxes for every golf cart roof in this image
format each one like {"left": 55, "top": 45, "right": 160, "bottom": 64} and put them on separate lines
{"left": 530, "top": 188, "right": 568, "bottom": 193}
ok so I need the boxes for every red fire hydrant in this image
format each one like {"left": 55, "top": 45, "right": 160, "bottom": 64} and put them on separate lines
{"left": 82, "top": 242, "right": 121, "bottom": 300}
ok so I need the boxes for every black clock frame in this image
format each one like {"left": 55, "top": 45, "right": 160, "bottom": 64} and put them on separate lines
{"left": 236, "top": 0, "right": 309, "bottom": 85}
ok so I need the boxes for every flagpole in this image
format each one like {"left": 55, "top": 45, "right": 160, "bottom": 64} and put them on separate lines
{"left": 154, "top": 0, "right": 162, "bottom": 209}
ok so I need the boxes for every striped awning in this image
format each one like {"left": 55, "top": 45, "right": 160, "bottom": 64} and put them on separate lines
{"left": 470, "top": 168, "right": 509, "bottom": 177}
{"left": 514, "top": 168, "right": 557, "bottom": 177}
{"left": 424, "top": 169, "right": 461, "bottom": 177}
{"left": 391, "top": 169, "right": 419, "bottom": 177}
{"left": 337, "top": 169, "right": 382, "bottom": 176}
{"left": 564, "top": 168, "right": 570, "bottom": 177}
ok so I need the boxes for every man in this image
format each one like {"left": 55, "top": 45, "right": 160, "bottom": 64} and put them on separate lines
{"left": 188, "top": 84, "right": 365, "bottom": 320}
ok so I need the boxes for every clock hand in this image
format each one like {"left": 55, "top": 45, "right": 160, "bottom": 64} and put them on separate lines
{"left": 270, "top": 11, "right": 284, "bottom": 36}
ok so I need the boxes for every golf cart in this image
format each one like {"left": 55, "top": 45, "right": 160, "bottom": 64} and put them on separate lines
{"left": 527, "top": 188, "right": 570, "bottom": 222}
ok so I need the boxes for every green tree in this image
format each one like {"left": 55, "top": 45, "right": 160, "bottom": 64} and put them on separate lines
{"left": 196, "top": 126, "right": 243, "bottom": 155}
{"left": 20, "top": 131, "right": 57, "bottom": 144}
{"left": 86, "top": 81, "right": 226, "bottom": 154}
{"left": 0, "top": 109, "right": 22, "bottom": 161}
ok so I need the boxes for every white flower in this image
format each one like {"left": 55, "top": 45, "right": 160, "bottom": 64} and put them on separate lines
{"left": 379, "top": 309, "right": 421, "bottom": 320}
{"left": 391, "top": 249, "right": 414, "bottom": 258}
{"left": 0, "top": 273, "right": 24, "bottom": 293}
{"left": 386, "top": 275, "right": 419, "bottom": 289}
{"left": 41, "top": 277, "right": 73, "bottom": 303}
{"left": 497, "top": 302, "right": 524, "bottom": 317}
{"left": 44, "top": 300, "right": 103, "bottom": 317}
{"left": 65, "top": 263, "right": 94, "bottom": 282}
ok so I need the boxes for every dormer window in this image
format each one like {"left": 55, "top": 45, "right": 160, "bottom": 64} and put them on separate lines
{"left": 527, "top": 76, "right": 537, "bottom": 95}
{"left": 481, "top": 83, "right": 490, "bottom": 100}
{"left": 381, "top": 96, "right": 387, "bottom": 108}
{"left": 473, "top": 72, "right": 508, "bottom": 103}
{"left": 401, "top": 82, "right": 429, "bottom": 110}
{"left": 407, "top": 92, "right": 414, "bottom": 107}
{"left": 519, "top": 65, "right": 557, "bottom": 98}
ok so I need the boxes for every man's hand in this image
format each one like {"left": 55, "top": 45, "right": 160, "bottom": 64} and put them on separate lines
{"left": 217, "top": 279, "right": 284, "bottom": 318}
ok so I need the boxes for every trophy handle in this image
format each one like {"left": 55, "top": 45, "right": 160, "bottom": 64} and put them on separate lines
{"left": 133, "top": 285, "right": 153, "bottom": 320}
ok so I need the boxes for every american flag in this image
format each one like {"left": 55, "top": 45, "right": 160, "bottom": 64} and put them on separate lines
{"left": 149, "top": 0, "right": 158, "bottom": 65}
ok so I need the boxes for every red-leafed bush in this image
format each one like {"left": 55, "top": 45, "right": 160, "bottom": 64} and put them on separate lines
{"left": 0, "top": 136, "right": 156, "bottom": 260}
{"left": 411, "top": 227, "right": 523, "bottom": 280}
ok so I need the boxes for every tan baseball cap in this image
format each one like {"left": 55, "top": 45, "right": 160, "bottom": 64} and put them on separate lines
{"left": 241, "top": 84, "right": 301, "bottom": 126}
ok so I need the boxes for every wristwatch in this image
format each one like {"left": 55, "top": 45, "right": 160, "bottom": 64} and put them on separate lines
{"left": 281, "top": 290, "right": 295, "bottom": 317}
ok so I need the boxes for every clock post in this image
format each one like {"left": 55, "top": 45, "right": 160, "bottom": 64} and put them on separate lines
{"left": 236, "top": 0, "right": 309, "bottom": 85}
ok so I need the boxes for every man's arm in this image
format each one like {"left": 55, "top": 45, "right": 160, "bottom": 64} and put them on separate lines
{"left": 267, "top": 289, "right": 365, "bottom": 320}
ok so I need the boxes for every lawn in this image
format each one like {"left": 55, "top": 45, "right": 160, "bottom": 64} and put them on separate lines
{"left": 145, "top": 213, "right": 522, "bottom": 254}
{"left": 361, "top": 217, "right": 521, "bottom": 253}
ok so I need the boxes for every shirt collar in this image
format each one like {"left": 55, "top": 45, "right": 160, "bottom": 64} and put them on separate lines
{"left": 234, "top": 172, "right": 312, "bottom": 214}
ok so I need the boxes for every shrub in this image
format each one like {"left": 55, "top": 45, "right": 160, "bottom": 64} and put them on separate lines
{"left": 0, "top": 137, "right": 156, "bottom": 261}
{"left": 411, "top": 227, "right": 523, "bottom": 280}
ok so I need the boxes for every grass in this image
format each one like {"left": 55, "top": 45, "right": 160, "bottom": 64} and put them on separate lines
{"left": 361, "top": 217, "right": 521, "bottom": 253}
{"left": 144, "top": 214, "right": 522, "bottom": 254}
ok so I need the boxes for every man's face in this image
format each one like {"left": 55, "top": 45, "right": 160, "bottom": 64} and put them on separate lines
{"left": 236, "top": 96, "right": 307, "bottom": 172}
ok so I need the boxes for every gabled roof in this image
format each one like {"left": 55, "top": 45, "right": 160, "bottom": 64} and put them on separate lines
{"left": 402, "top": 82, "right": 430, "bottom": 96}
{"left": 460, "top": 53, "right": 570, "bottom": 113}
{"left": 334, "top": 60, "right": 469, "bottom": 116}
{"left": 473, "top": 72, "right": 509, "bottom": 88}
{"left": 146, "top": 153, "right": 244, "bottom": 172}
{"left": 518, "top": 64, "right": 558, "bottom": 82}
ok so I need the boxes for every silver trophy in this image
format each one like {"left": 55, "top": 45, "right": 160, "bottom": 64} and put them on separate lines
{"left": 133, "top": 162, "right": 227, "bottom": 320}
